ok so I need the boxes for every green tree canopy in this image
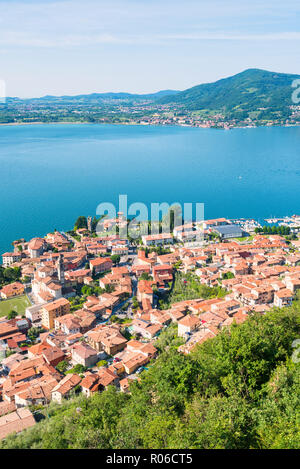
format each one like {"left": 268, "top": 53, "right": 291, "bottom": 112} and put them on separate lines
{"left": 74, "top": 216, "right": 87, "bottom": 230}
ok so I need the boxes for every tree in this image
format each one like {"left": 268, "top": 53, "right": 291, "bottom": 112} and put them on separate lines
{"left": 222, "top": 271, "right": 235, "bottom": 280}
{"left": 110, "top": 254, "right": 120, "bottom": 265}
{"left": 140, "top": 272, "right": 151, "bottom": 281}
{"left": 81, "top": 285, "right": 93, "bottom": 296}
{"left": 7, "top": 310, "right": 18, "bottom": 319}
{"left": 92, "top": 216, "right": 99, "bottom": 232}
{"left": 105, "top": 284, "right": 115, "bottom": 293}
{"left": 97, "top": 360, "right": 108, "bottom": 368}
{"left": 132, "top": 296, "right": 139, "bottom": 309}
{"left": 56, "top": 360, "right": 69, "bottom": 373}
{"left": 1, "top": 301, "right": 300, "bottom": 450}
{"left": 0, "top": 266, "right": 21, "bottom": 287}
{"left": 27, "top": 326, "right": 42, "bottom": 341}
{"left": 191, "top": 307, "right": 300, "bottom": 400}
{"left": 74, "top": 216, "right": 87, "bottom": 230}
{"left": 66, "top": 364, "right": 87, "bottom": 374}
{"left": 255, "top": 362, "right": 300, "bottom": 449}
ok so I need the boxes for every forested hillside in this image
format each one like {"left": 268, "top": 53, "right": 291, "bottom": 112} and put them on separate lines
{"left": 159, "top": 68, "right": 300, "bottom": 119}
{"left": 1, "top": 303, "right": 300, "bottom": 449}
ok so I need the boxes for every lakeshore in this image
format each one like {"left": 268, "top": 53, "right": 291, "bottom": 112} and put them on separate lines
{"left": 0, "top": 119, "right": 299, "bottom": 130}
{"left": 0, "top": 123, "right": 299, "bottom": 255}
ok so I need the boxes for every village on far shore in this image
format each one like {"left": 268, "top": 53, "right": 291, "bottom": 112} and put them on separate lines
{"left": 1, "top": 213, "right": 300, "bottom": 440}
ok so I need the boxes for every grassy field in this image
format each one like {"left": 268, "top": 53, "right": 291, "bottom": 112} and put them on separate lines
{"left": 0, "top": 295, "right": 31, "bottom": 317}
{"left": 232, "top": 236, "right": 254, "bottom": 243}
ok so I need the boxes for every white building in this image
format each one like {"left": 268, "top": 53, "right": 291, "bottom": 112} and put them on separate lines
{"left": 141, "top": 233, "right": 173, "bottom": 246}
{"left": 1, "top": 252, "right": 21, "bottom": 267}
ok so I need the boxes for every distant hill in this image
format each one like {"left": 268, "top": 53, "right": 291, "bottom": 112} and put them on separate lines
{"left": 159, "top": 68, "right": 300, "bottom": 116}
{"left": 6, "top": 69, "right": 300, "bottom": 114}
{"left": 6, "top": 89, "right": 179, "bottom": 105}
{"left": 3, "top": 69, "right": 300, "bottom": 124}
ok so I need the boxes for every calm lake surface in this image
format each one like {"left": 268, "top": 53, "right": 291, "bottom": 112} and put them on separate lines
{"left": 0, "top": 123, "right": 299, "bottom": 254}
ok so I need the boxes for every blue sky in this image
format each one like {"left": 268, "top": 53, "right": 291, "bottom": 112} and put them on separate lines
{"left": 0, "top": 0, "right": 299, "bottom": 97}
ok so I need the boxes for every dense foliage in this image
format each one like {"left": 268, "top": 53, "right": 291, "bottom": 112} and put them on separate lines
{"left": 0, "top": 266, "right": 21, "bottom": 288}
{"left": 160, "top": 68, "right": 300, "bottom": 119}
{"left": 159, "top": 272, "right": 227, "bottom": 308}
{"left": 255, "top": 225, "right": 291, "bottom": 235}
{"left": 1, "top": 302, "right": 300, "bottom": 449}
{"left": 74, "top": 216, "right": 88, "bottom": 230}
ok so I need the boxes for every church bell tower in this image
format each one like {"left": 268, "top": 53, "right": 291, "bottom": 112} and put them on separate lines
{"left": 57, "top": 254, "right": 65, "bottom": 284}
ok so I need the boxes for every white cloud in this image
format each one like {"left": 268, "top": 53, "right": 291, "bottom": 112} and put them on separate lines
{"left": 0, "top": 0, "right": 298, "bottom": 50}
{"left": 0, "top": 29, "right": 299, "bottom": 49}
{"left": 160, "top": 32, "right": 300, "bottom": 41}
{"left": 0, "top": 32, "right": 134, "bottom": 47}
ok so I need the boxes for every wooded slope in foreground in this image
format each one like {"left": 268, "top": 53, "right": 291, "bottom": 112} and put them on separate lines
{"left": 1, "top": 302, "right": 300, "bottom": 449}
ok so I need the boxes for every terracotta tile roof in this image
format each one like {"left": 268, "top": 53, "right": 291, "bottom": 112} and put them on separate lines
{"left": 138, "top": 280, "right": 153, "bottom": 294}
{"left": 81, "top": 373, "right": 100, "bottom": 391}
{"left": 0, "top": 282, "right": 24, "bottom": 297}
{"left": 28, "top": 237, "right": 45, "bottom": 251}
{"left": 28, "top": 342, "right": 52, "bottom": 356}
{"left": 51, "top": 374, "right": 81, "bottom": 396}
{"left": 90, "top": 257, "right": 112, "bottom": 267}
{"left": 0, "top": 401, "right": 16, "bottom": 417}
{"left": 97, "top": 368, "right": 117, "bottom": 387}
{"left": 43, "top": 297, "right": 70, "bottom": 312}
{"left": 0, "top": 408, "right": 36, "bottom": 440}
{"left": 275, "top": 288, "right": 293, "bottom": 298}
{"left": 71, "top": 342, "right": 97, "bottom": 359}
{"left": 178, "top": 315, "right": 201, "bottom": 328}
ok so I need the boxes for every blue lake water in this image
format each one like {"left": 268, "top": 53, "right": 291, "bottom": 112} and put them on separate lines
{"left": 0, "top": 123, "right": 299, "bottom": 254}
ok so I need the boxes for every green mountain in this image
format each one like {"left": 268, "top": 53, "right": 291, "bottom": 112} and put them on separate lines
{"left": 159, "top": 68, "right": 300, "bottom": 117}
